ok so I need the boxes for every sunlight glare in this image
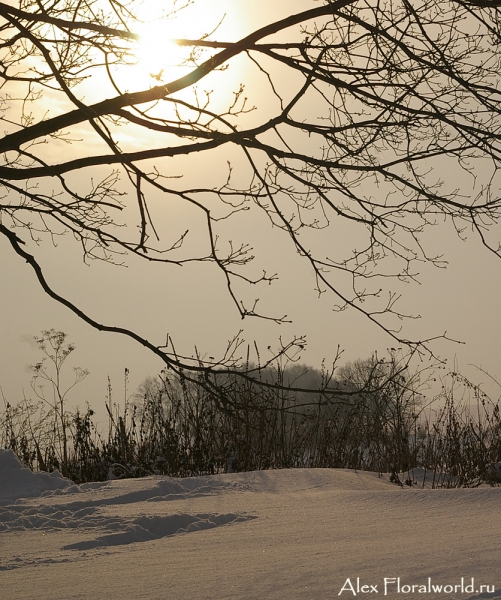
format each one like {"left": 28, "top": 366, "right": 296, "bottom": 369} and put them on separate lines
{"left": 135, "top": 19, "right": 187, "bottom": 85}
{"left": 130, "top": 0, "right": 232, "bottom": 87}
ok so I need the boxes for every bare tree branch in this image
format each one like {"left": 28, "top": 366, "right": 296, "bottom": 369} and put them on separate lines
{"left": 1, "top": 0, "right": 501, "bottom": 378}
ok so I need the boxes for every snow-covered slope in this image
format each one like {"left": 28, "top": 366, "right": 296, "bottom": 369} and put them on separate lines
{"left": 0, "top": 449, "right": 75, "bottom": 504}
{"left": 0, "top": 449, "right": 499, "bottom": 599}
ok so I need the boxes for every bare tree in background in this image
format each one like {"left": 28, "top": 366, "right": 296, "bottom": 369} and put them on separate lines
{"left": 336, "top": 353, "right": 423, "bottom": 419}
{"left": 1, "top": 0, "right": 501, "bottom": 391}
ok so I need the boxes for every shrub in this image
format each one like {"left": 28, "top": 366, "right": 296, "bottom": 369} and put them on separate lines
{"left": 1, "top": 337, "right": 500, "bottom": 487}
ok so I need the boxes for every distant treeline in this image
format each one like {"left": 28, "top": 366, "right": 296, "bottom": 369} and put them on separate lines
{"left": 1, "top": 332, "right": 500, "bottom": 487}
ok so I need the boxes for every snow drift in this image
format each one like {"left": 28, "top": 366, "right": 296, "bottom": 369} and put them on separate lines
{"left": 0, "top": 449, "right": 499, "bottom": 600}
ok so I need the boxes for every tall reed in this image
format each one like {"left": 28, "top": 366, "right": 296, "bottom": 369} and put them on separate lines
{"left": 2, "top": 362, "right": 500, "bottom": 487}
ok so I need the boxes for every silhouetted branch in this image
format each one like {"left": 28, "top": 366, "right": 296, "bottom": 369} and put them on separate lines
{"left": 1, "top": 0, "right": 501, "bottom": 378}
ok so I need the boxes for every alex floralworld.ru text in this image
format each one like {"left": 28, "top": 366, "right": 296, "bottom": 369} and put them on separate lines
{"left": 338, "top": 578, "right": 495, "bottom": 596}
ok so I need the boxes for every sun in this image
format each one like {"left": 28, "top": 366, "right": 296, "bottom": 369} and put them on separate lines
{"left": 116, "top": 1, "right": 246, "bottom": 95}
{"left": 129, "top": 0, "right": 225, "bottom": 88}
{"left": 134, "top": 19, "right": 188, "bottom": 85}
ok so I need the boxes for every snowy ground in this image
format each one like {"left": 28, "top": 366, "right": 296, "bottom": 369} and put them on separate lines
{"left": 1, "top": 449, "right": 499, "bottom": 600}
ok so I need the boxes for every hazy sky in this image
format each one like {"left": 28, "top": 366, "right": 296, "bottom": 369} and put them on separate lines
{"left": 2, "top": 0, "right": 501, "bottom": 423}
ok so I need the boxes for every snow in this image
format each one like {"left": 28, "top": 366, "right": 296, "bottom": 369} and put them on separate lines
{"left": 0, "top": 449, "right": 499, "bottom": 599}
{"left": 0, "top": 449, "right": 75, "bottom": 503}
